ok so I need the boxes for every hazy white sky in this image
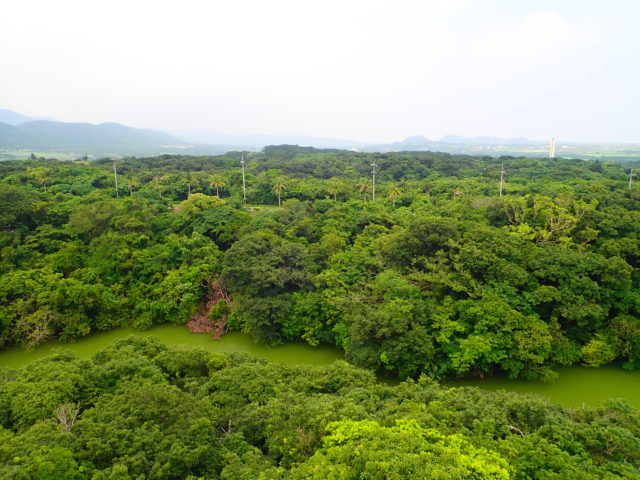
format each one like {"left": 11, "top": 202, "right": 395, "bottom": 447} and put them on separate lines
{"left": 1, "top": 0, "right": 638, "bottom": 142}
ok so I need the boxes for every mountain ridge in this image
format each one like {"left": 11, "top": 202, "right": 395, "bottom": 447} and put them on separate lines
{"left": 0, "top": 108, "right": 596, "bottom": 158}
{"left": 0, "top": 109, "right": 57, "bottom": 126}
{"left": 0, "top": 120, "right": 189, "bottom": 155}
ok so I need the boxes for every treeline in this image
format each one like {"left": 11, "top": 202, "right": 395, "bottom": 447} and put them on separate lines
{"left": 1, "top": 337, "right": 639, "bottom": 479}
{"left": 1, "top": 147, "right": 639, "bottom": 380}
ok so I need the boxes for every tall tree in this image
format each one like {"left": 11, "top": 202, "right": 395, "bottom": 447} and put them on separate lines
{"left": 272, "top": 182, "right": 287, "bottom": 207}
{"left": 357, "top": 179, "right": 371, "bottom": 203}
{"left": 387, "top": 187, "right": 402, "bottom": 206}
{"left": 125, "top": 176, "right": 139, "bottom": 196}
{"left": 209, "top": 177, "right": 226, "bottom": 198}
{"left": 27, "top": 167, "right": 52, "bottom": 193}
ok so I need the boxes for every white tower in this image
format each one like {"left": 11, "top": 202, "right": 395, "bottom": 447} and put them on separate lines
{"left": 112, "top": 158, "right": 119, "bottom": 198}
{"left": 240, "top": 154, "right": 247, "bottom": 203}
{"left": 549, "top": 137, "right": 556, "bottom": 159}
{"left": 371, "top": 161, "right": 377, "bottom": 201}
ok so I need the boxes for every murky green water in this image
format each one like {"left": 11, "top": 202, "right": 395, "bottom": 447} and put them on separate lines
{"left": 0, "top": 325, "right": 343, "bottom": 369}
{"left": 1, "top": 325, "right": 639, "bottom": 409}
{"left": 450, "top": 366, "right": 640, "bottom": 409}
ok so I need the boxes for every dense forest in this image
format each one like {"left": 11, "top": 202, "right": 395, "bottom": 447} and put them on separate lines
{"left": 1, "top": 147, "right": 640, "bottom": 382}
{"left": 1, "top": 337, "right": 639, "bottom": 479}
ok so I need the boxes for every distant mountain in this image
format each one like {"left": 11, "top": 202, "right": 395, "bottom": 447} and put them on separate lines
{"left": 0, "top": 120, "right": 191, "bottom": 155}
{"left": 167, "top": 128, "right": 365, "bottom": 150}
{"left": 399, "top": 135, "right": 433, "bottom": 146}
{"left": 363, "top": 135, "right": 439, "bottom": 152}
{"left": 0, "top": 108, "right": 555, "bottom": 157}
{"left": 0, "top": 109, "right": 57, "bottom": 126}
{"left": 389, "top": 134, "right": 542, "bottom": 146}
{"left": 361, "top": 134, "right": 549, "bottom": 154}
{"left": 439, "top": 134, "right": 542, "bottom": 145}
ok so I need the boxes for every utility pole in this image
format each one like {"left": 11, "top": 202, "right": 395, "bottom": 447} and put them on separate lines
{"left": 112, "top": 158, "right": 119, "bottom": 198}
{"left": 629, "top": 168, "right": 636, "bottom": 190}
{"left": 549, "top": 137, "right": 556, "bottom": 159}
{"left": 499, "top": 164, "right": 505, "bottom": 197}
{"left": 371, "top": 161, "right": 377, "bottom": 202}
{"left": 240, "top": 154, "right": 247, "bottom": 204}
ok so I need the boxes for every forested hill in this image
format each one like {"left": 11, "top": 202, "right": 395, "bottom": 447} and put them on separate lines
{"left": 1, "top": 148, "right": 640, "bottom": 382}
{"left": 0, "top": 120, "right": 189, "bottom": 154}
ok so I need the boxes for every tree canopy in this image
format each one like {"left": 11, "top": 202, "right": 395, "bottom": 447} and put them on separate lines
{"left": 0, "top": 338, "right": 639, "bottom": 479}
{"left": 1, "top": 148, "right": 640, "bottom": 380}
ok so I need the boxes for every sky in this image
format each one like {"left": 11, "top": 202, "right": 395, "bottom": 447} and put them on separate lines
{"left": 1, "top": 0, "right": 639, "bottom": 143}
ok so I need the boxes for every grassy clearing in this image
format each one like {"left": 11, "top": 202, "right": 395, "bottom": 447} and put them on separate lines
{"left": 244, "top": 204, "right": 280, "bottom": 212}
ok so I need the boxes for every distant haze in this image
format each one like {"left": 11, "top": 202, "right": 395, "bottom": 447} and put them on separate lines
{"left": 1, "top": 0, "right": 638, "bottom": 143}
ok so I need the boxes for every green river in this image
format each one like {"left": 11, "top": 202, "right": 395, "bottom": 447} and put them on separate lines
{"left": 1, "top": 325, "right": 638, "bottom": 409}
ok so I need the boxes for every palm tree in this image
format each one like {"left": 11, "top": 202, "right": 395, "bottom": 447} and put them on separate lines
{"left": 387, "top": 187, "right": 402, "bottom": 206}
{"left": 125, "top": 176, "right": 140, "bottom": 196}
{"left": 326, "top": 178, "right": 348, "bottom": 201}
{"left": 209, "top": 177, "right": 226, "bottom": 198}
{"left": 326, "top": 184, "right": 340, "bottom": 201}
{"left": 186, "top": 172, "right": 199, "bottom": 195}
{"left": 357, "top": 180, "right": 371, "bottom": 202}
{"left": 272, "top": 182, "right": 287, "bottom": 207}
{"left": 153, "top": 175, "right": 165, "bottom": 198}
{"left": 28, "top": 167, "right": 51, "bottom": 193}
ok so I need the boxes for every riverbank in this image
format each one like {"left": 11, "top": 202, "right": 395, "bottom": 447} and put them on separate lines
{"left": 1, "top": 324, "right": 639, "bottom": 409}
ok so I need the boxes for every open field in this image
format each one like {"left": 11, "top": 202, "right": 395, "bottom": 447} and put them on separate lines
{"left": 0, "top": 149, "right": 81, "bottom": 161}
